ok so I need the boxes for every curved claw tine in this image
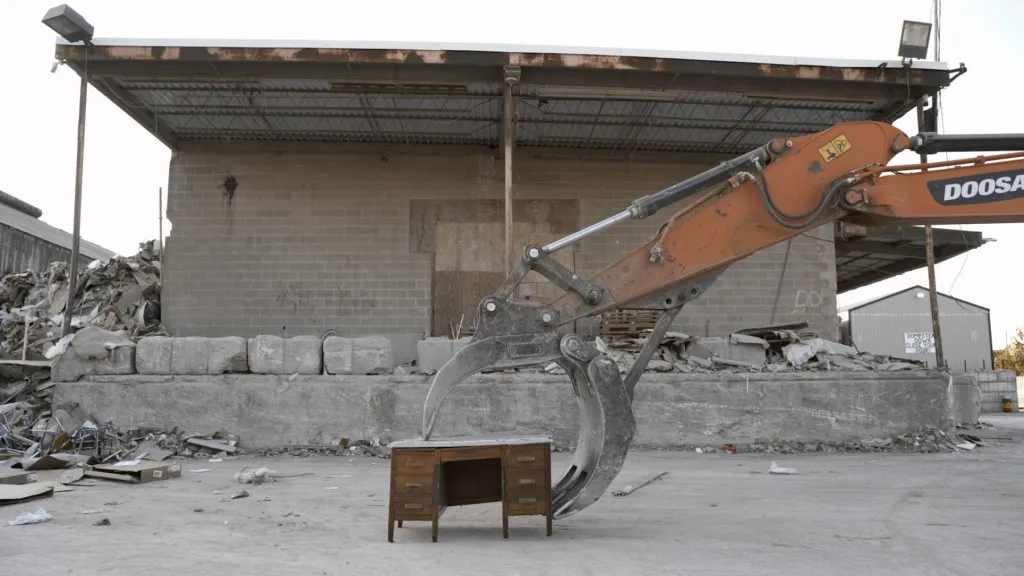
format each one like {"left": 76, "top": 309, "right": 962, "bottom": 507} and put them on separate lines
{"left": 551, "top": 353, "right": 636, "bottom": 519}
{"left": 421, "top": 333, "right": 561, "bottom": 438}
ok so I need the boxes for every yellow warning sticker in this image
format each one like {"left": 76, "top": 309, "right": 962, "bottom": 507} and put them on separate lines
{"left": 818, "top": 134, "right": 853, "bottom": 163}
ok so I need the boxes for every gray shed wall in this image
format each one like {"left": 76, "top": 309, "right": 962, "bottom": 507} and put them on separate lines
{"left": 848, "top": 288, "right": 992, "bottom": 372}
{"left": 0, "top": 223, "right": 90, "bottom": 276}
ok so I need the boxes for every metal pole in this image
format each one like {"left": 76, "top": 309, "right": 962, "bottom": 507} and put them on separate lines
{"left": 62, "top": 55, "right": 88, "bottom": 337}
{"left": 917, "top": 100, "right": 945, "bottom": 369}
{"left": 503, "top": 80, "right": 515, "bottom": 273}
{"left": 158, "top": 186, "right": 164, "bottom": 256}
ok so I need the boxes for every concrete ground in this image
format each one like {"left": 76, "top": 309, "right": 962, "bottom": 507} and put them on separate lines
{"left": 5, "top": 419, "right": 1024, "bottom": 576}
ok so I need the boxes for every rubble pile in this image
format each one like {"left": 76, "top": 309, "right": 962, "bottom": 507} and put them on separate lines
{"left": 673, "top": 425, "right": 991, "bottom": 456}
{"left": 591, "top": 324, "right": 926, "bottom": 375}
{"left": 0, "top": 240, "right": 164, "bottom": 362}
{"left": 254, "top": 438, "right": 391, "bottom": 459}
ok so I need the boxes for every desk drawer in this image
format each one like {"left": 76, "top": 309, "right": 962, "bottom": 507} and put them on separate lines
{"left": 507, "top": 482, "right": 548, "bottom": 504}
{"left": 440, "top": 446, "right": 501, "bottom": 462}
{"left": 393, "top": 495, "right": 434, "bottom": 516}
{"left": 393, "top": 450, "right": 437, "bottom": 474}
{"left": 507, "top": 467, "right": 546, "bottom": 489}
{"left": 505, "top": 445, "right": 548, "bottom": 469}
{"left": 508, "top": 489, "right": 549, "bottom": 516}
{"left": 393, "top": 475, "right": 434, "bottom": 497}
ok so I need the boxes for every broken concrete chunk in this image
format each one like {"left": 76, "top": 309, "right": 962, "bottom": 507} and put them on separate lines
{"left": 417, "top": 337, "right": 454, "bottom": 373}
{"left": 51, "top": 327, "right": 136, "bottom": 382}
{"left": 324, "top": 336, "right": 390, "bottom": 375}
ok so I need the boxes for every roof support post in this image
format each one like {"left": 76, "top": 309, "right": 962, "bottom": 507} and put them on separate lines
{"left": 503, "top": 66, "right": 520, "bottom": 274}
{"left": 917, "top": 97, "right": 945, "bottom": 370}
{"left": 62, "top": 51, "right": 89, "bottom": 337}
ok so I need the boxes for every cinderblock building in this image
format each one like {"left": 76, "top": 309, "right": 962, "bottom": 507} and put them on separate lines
{"left": 54, "top": 39, "right": 982, "bottom": 341}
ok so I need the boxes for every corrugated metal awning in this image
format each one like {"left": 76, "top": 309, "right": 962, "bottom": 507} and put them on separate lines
{"left": 54, "top": 39, "right": 960, "bottom": 155}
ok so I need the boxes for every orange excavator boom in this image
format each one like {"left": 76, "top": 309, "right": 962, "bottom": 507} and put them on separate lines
{"left": 420, "top": 120, "right": 1024, "bottom": 520}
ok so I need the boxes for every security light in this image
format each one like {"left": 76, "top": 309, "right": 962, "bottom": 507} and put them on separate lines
{"left": 42, "top": 4, "right": 94, "bottom": 44}
{"left": 898, "top": 20, "right": 931, "bottom": 60}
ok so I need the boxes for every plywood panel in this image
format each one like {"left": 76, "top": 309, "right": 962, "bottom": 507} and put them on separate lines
{"left": 430, "top": 221, "right": 577, "bottom": 336}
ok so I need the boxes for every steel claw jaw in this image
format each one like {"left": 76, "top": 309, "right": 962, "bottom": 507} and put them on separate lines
{"left": 420, "top": 323, "right": 636, "bottom": 520}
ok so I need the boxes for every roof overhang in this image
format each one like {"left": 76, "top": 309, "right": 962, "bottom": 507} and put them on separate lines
{"left": 834, "top": 222, "right": 985, "bottom": 293}
{"left": 54, "top": 38, "right": 961, "bottom": 155}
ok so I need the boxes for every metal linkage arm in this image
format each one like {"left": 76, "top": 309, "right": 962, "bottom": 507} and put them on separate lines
{"left": 908, "top": 132, "right": 1024, "bottom": 155}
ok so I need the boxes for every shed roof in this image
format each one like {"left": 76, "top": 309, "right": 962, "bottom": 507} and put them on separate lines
{"left": 841, "top": 284, "right": 989, "bottom": 314}
{"left": 0, "top": 195, "right": 117, "bottom": 262}
{"left": 54, "top": 38, "right": 960, "bottom": 155}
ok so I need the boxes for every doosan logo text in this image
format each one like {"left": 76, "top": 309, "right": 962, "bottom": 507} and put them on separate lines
{"left": 942, "top": 174, "right": 1024, "bottom": 201}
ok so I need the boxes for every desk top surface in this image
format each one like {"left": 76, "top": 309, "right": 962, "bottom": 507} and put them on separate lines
{"left": 389, "top": 435, "right": 553, "bottom": 449}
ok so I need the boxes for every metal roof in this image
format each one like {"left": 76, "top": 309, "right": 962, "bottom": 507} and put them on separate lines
{"left": 54, "top": 39, "right": 961, "bottom": 154}
{"left": 0, "top": 196, "right": 117, "bottom": 262}
{"left": 834, "top": 223, "right": 985, "bottom": 294}
{"left": 840, "top": 285, "right": 989, "bottom": 314}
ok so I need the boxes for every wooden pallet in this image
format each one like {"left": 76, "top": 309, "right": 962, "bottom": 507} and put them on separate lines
{"left": 599, "top": 309, "right": 660, "bottom": 343}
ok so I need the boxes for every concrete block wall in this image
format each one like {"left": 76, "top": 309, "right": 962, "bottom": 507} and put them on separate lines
{"left": 164, "top": 143, "right": 839, "bottom": 340}
{"left": 975, "top": 369, "right": 1019, "bottom": 412}
{"left": 55, "top": 371, "right": 952, "bottom": 450}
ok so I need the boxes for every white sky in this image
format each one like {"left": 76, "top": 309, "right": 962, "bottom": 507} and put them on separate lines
{"left": 0, "top": 0, "right": 1021, "bottom": 347}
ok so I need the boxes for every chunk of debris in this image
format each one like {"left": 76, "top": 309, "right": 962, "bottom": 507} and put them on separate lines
{"left": 93, "top": 518, "right": 111, "bottom": 526}
{"left": 234, "top": 466, "right": 313, "bottom": 485}
{"left": 768, "top": 461, "right": 798, "bottom": 475}
{"left": 231, "top": 489, "right": 249, "bottom": 500}
{"left": 8, "top": 507, "right": 52, "bottom": 525}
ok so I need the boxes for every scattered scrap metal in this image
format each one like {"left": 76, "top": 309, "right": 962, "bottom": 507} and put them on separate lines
{"left": 0, "top": 240, "right": 165, "bottom": 362}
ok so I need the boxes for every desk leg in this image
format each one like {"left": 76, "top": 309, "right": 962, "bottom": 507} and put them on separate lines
{"left": 388, "top": 507, "right": 395, "bottom": 543}
{"left": 431, "top": 510, "right": 439, "bottom": 543}
{"left": 546, "top": 508, "right": 552, "bottom": 537}
{"left": 397, "top": 521, "right": 402, "bottom": 528}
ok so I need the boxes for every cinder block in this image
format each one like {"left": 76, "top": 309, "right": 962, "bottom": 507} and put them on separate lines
{"left": 136, "top": 337, "right": 172, "bottom": 375}
{"left": 171, "top": 337, "right": 209, "bottom": 375}
{"left": 208, "top": 337, "right": 248, "bottom": 374}
{"left": 284, "top": 336, "right": 322, "bottom": 375}
{"left": 324, "top": 336, "right": 390, "bottom": 375}
{"left": 417, "top": 337, "right": 454, "bottom": 373}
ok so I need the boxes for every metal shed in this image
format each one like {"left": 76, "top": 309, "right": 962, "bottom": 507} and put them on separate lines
{"left": 842, "top": 286, "right": 992, "bottom": 372}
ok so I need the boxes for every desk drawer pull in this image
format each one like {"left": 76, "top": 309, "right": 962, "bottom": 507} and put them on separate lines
{"left": 516, "top": 456, "right": 536, "bottom": 463}
{"left": 405, "top": 482, "right": 423, "bottom": 489}
{"left": 404, "top": 503, "right": 424, "bottom": 510}
{"left": 517, "top": 497, "right": 537, "bottom": 505}
{"left": 517, "top": 478, "right": 536, "bottom": 485}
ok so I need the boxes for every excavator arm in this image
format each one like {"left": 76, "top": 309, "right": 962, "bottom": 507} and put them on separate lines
{"left": 420, "top": 120, "right": 1024, "bottom": 520}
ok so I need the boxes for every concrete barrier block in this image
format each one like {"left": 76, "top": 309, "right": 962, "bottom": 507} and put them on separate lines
{"left": 209, "top": 337, "right": 248, "bottom": 374}
{"left": 171, "top": 337, "right": 209, "bottom": 375}
{"left": 248, "top": 335, "right": 285, "bottom": 374}
{"left": 389, "top": 334, "right": 421, "bottom": 367}
{"left": 417, "top": 337, "right": 454, "bottom": 373}
{"left": 136, "top": 337, "right": 172, "bottom": 375}
{"left": 52, "top": 327, "right": 137, "bottom": 382}
{"left": 324, "top": 336, "right": 390, "bottom": 375}
{"left": 284, "top": 337, "right": 322, "bottom": 375}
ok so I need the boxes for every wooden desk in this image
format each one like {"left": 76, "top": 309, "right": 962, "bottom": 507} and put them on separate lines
{"left": 388, "top": 436, "right": 553, "bottom": 542}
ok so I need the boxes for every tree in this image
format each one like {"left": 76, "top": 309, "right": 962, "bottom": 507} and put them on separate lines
{"left": 994, "top": 328, "right": 1024, "bottom": 375}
